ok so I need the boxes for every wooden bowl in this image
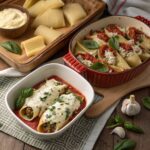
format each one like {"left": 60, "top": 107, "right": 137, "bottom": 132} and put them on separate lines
{"left": 0, "top": 4, "right": 30, "bottom": 38}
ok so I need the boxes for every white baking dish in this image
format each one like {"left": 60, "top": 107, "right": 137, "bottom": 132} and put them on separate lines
{"left": 5, "top": 63, "right": 94, "bottom": 140}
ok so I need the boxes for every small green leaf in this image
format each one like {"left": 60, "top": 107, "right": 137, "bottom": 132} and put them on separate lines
{"left": 109, "top": 36, "right": 119, "bottom": 50}
{"left": 0, "top": 41, "right": 22, "bottom": 54}
{"left": 65, "top": 108, "right": 70, "bottom": 120}
{"left": 15, "top": 88, "right": 33, "bottom": 110}
{"left": 81, "top": 40, "right": 99, "bottom": 49}
{"left": 90, "top": 62, "right": 109, "bottom": 72}
{"left": 114, "top": 139, "right": 136, "bottom": 150}
{"left": 124, "top": 122, "right": 144, "bottom": 134}
{"left": 142, "top": 97, "right": 150, "bottom": 110}
{"left": 107, "top": 115, "right": 124, "bottom": 128}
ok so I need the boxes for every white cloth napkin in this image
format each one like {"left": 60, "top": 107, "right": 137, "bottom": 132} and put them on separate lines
{"left": 0, "top": 58, "right": 64, "bottom": 77}
{"left": 103, "top": 0, "right": 150, "bottom": 19}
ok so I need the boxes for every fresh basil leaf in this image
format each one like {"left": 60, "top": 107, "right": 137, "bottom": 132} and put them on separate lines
{"left": 0, "top": 41, "right": 22, "bottom": 54}
{"left": 107, "top": 115, "right": 124, "bottom": 128}
{"left": 114, "top": 114, "right": 124, "bottom": 124}
{"left": 114, "top": 139, "right": 136, "bottom": 150}
{"left": 142, "top": 96, "right": 150, "bottom": 110}
{"left": 15, "top": 88, "right": 33, "bottom": 110}
{"left": 81, "top": 40, "right": 99, "bottom": 49}
{"left": 90, "top": 62, "right": 109, "bottom": 72}
{"left": 124, "top": 122, "right": 144, "bottom": 134}
{"left": 109, "top": 36, "right": 119, "bottom": 50}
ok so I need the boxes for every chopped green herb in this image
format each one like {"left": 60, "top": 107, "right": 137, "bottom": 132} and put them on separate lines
{"left": 65, "top": 108, "right": 70, "bottom": 119}
{"left": 46, "top": 114, "right": 52, "bottom": 118}
{"left": 109, "top": 36, "right": 119, "bottom": 50}
{"left": 81, "top": 40, "right": 99, "bottom": 49}
{"left": 142, "top": 96, "right": 150, "bottom": 110}
{"left": 15, "top": 88, "right": 33, "bottom": 110}
{"left": 90, "top": 62, "right": 109, "bottom": 73}
{"left": 0, "top": 41, "right": 22, "bottom": 54}
{"left": 40, "top": 96, "right": 47, "bottom": 102}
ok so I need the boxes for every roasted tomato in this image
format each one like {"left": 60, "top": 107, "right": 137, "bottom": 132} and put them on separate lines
{"left": 97, "top": 31, "right": 109, "bottom": 42}
{"left": 106, "top": 24, "right": 125, "bottom": 36}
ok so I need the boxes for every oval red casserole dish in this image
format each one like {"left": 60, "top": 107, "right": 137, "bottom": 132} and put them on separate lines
{"left": 63, "top": 16, "right": 150, "bottom": 88}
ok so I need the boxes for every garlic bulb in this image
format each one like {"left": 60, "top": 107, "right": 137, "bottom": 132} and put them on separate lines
{"left": 111, "top": 127, "right": 126, "bottom": 138}
{"left": 121, "top": 95, "right": 141, "bottom": 116}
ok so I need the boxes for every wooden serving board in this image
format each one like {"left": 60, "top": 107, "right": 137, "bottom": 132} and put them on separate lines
{"left": 0, "top": 0, "right": 105, "bottom": 72}
{"left": 85, "top": 65, "right": 150, "bottom": 118}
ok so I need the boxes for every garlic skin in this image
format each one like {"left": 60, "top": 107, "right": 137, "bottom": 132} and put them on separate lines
{"left": 111, "top": 127, "right": 126, "bottom": 139}
{"left": 121, "top": 95, "right": 141, "bottom": 116}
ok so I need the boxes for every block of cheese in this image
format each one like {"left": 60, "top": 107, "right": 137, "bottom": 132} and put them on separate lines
{"left": 23, "top": 0, "right": 39, "bottom": 9}
{"left": 28, "top": 0, "right": 64, "bottom": 17}
{"left": 32, "top": 8, "right": 65, "bottom": 28}
{"left": 21, "top": 35, "right": 46, "bottom": 57}
{"left": 34, "top": 25, "right": 62, "bottom": 44}
{"left": 63, "top": 3, "right": 87, "bottom": 26}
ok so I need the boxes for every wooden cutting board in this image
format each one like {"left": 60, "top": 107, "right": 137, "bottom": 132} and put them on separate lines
{"left": 85, "top": 65, "right": 150, "bottom": 118}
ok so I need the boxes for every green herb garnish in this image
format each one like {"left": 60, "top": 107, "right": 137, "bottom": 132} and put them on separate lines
{"left": 15, "top": 88, "right": 33, "bottom": 110}
{"left": 90, "top": 62, "right": 109, "bottom": 73}
{"left": 142, "top": 96, "right": 150, "bottom": 110}
{"left": 81, "top": 40, "right": 99, "bottom": 49}
{"left": 114, "top": 139, "right": 136, "bottom": 150}
{"left": 65, "top": 108, "right": 70, "bottom": 119}
{"left": 109, "top": 36, "right": 119, "bottom": 50}
{"left": 0, "top": 41, "right": 22, "bottom": 54}
{"left": 124, "top": 122, "right": 144, "bottom": 134}
{"left": 107, "top": 115, "right": 124, "bottom": 129}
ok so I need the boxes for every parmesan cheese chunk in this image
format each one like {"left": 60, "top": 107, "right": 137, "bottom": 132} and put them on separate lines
{"left": 21, "top": 35, "right": 46, "bottom": 57}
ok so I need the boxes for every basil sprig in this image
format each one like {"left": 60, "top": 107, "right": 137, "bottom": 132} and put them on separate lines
{"left": 107, "top": 115, "right": 124, "bottom": 128}
{"left": 0, "top": 41, "right": 22, "bottom": 54}
{"left": 90, "top": 62, "right": 109, "bottom": 73}
{"left": 114, "top": 139, "right": 136, "bottom": 150}
{"left": 109, "top": 36, "right": 119, "bottom": 50}
{"left": 124, "top": 122, "right": 144, "bottom": 134}
{"left": 81, "top": 40, "right": 99, "bottom": 50}
{"left": 142, "top": 96, "right": 150, "bottom": 110}
{"left": 15, "top": 88, "right": 33, "bottom": 110}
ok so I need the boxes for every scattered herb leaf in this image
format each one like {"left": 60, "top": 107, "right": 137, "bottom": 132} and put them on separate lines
{"left": 109, "top": 36, "right": 119, "bottom": 50}
{"left": 114, "top": 139, "right": 136, "bottom": 150}
{"left": 81, "top": 40, "right": 99, "bottom": 49}
{"left": 15, "top": 88, "right": 33, "bottom": 110}
{"left": 65, "top": 108, "right": 70, "bottom": 119}
{"left": 107, "top": 115, "right": 124, "bottom": 128}
{"left": 90, "top": 62, "right": 109, "bottom": 72}
{"left": 142, "top": 96, "right": 150, "bottom": 110}
{"left": 0, "top": 41, "right": 22, "bottom": 54}
{"left": 124, "top": 122, "right": 144, "bottom": 134}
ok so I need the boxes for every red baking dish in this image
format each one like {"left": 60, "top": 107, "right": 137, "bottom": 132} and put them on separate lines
{"left": 63, "top": 16, "right": 150, "bottom": 88}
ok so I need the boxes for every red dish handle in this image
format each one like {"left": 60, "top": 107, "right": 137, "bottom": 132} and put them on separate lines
{"left": 135, "top": 16, "right": 150, "bottom": 27}
{"left": 63, "top": 51, "right": 87, "bottom": 74}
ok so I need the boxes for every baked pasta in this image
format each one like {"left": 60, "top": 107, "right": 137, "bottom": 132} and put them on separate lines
{"left": 74, "top": 24, "right": 150, "bottom": 73}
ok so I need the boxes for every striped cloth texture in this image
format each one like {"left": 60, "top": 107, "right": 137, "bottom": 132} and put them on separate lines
{"left": 103, "top": 0, "right": 150, "bottom": 19}
{"left": 0, "top": 58, "right": 118, "bottom": 150}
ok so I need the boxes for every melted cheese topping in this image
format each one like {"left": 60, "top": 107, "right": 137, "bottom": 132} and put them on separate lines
{"left": 41, "top": 93, "right": 81, "bottom": 129}
{"left": 22, "top": 79, "right": 67, "bottom": 117}
{"left": 104, "top": 50, "right": 116, "bottom": 65}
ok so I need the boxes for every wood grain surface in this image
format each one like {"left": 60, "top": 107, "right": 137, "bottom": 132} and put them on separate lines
{"left": 86, "top": 65, "right": 150, "bottom": 118}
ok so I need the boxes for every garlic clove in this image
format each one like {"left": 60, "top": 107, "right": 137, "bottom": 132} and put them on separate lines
{"left": 111, "top": 127, "right": 126, "bottom": 139}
